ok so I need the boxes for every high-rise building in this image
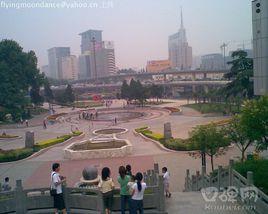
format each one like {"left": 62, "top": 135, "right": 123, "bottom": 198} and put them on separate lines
{"left": 252, "top": 0, "right": 268, "bottom": 95}
{"left": 47, "top": 47, "right": 70, "bottom": 79}
{"left": 78, "top": 29, "right": 116, "bottom": 79}
{"left": 79, "top": 29, "right": 102, "bottom": 54}
{"left": 61, "top": 55, "right": 78, "bottom": 80}
{"left": 201, "top": 54, "right": 224, "bottom": 70}
{"left": 168, "top": 9, "right": 192, "bottom": 70}
{"left": 78, "top": 51, "right": 91, "bottom": 79}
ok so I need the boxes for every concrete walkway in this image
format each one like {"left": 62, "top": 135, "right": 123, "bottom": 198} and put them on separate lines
{"left": 166, "top": 192, "right": 248, "bottom": 214}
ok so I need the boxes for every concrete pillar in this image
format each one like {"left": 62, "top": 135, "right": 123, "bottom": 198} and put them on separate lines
{"left": 217, "top": 166, "right": 223, "bottom": 191}
{"left": 154, "top": 163, "right": 159, "bottom": 174}
{"left": 164, "top": 122, "right": 172, "bottom": 139}
{"left": 25, "top": 131, "right": 34, "bottom": 148}
{"left": 247, "top": 171, "right": 254, "bottom": 185}
{"left": 15, "top": 180, "right": 27, "bottom": 214}
{"left": 157, "top": 176, "right": 165, "bottom": 212}
{"left": 229, "top": 159, "right": 234, "bottom": 186}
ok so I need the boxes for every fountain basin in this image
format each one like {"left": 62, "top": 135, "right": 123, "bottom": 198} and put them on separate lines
{"left": 64, "top": 138, "right": 132, "bottom": 160}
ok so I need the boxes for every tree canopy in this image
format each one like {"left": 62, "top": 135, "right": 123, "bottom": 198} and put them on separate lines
{"left": 0, "top": 39, "right": 44, "bottom": 120}
{"left": 223, "top": 50, "right": 253, "bottom": 99}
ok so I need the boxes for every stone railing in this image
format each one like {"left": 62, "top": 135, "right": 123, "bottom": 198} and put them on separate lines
{"left": 0, "top": 164, "right": 167, "bottom": 214}
{"left": 184, "top": 160, "right": 268, "bottom": 214}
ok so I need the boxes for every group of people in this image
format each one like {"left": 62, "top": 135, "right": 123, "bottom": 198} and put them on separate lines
{"left": 50, "top": 163, "right": 171, "bottom": 214}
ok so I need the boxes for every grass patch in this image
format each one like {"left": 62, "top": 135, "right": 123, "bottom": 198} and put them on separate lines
{"left": 34, "top": 131, "right": 82, "bottom": 151}
{"left": 184, "top": 103, "right": 240, "bottom": 114}
{"left": 47, "top": 113, "right": 67, "bottom": 121}
{"left": 234, "top": 159, "right": 268, "bottom": 195}
{"left": 136, "top": 127, "right": 197, "bottom": 151}
{"left": 0, "top": 131, "right": 83, "bottom": 163}
{"left": 71, "top": 140, "right": 126, "bottom": 151}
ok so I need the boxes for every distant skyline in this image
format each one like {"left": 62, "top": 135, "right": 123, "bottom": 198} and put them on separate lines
{"left": 0, "top": 0, "right": 253, "bottom": 69}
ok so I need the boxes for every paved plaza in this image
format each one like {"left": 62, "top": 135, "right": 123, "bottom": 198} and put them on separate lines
{"left": 0, "top": 99, "right": 240, "bottom": 193}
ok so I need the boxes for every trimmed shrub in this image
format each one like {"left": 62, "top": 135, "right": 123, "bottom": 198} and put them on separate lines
{"left": 0, "top": 148, "right": 34, "bottom": 162}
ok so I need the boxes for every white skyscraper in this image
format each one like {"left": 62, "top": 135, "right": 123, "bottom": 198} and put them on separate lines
{"left": 168, "top": 9, "right": 192, "bottom": 70}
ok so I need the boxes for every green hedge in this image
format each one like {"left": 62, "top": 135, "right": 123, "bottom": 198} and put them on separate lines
{"left": 0, "top": 131, "right": 83, "bottom": 163}
{"left": 34, "top": 131, "right": 83, "bottom": 151}
{"left": 234, "top": 159, "right": 268, "bottom": 194}
{"left": 136, "top": 127, "right": 196, "bottom": 151}
{"left": 0, "top": 148, "right": 34, "bottom": 162}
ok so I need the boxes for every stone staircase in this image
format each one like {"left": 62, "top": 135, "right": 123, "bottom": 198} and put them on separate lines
{"left": 166, "top": 192, "right": 249, "bottom": 214}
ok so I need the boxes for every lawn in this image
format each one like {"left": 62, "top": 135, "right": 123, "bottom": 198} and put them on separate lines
{"left": 184, "top": 103, "right": 240, "bottom": 114}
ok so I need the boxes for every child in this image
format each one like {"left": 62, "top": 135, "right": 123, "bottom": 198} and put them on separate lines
{"left": 126, "top": 164, "right": 132, "bottom": 176}
{"left": 162, "top": 167, "right": 171, "bottom": 198}
{"left": 98, "top": 167, "right": 114, "bottom": 214}
{"left": 127, "top": 175, "right": 136, "bottom": 195}
{"left": 2, "top": 177, "right": 11, "bottom": 191}
{"left": 130, "top": 172, "right": 146, "bottom": 214}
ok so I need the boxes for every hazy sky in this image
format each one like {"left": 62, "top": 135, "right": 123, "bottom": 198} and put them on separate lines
{"left": 0, "top": 0, "right": 253, "bottom": 69}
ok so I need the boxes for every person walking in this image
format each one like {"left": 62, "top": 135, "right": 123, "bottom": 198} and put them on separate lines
{"left": 130, "top": 172, "right": 146, "bottom": 214}
{"left": 50, "top": 163, "right": 66, "bottom": 214}
{"left": 98, "top": 167, "right": 114, "bottom": 214}
{"left": 118, "top": 166, "right": 131, "bottom": 214}
{"left": 43, "top": 119, "right": 47, "bottom": 129}
{"left": 25, "top": 119, "right": 29, "bottom": 127}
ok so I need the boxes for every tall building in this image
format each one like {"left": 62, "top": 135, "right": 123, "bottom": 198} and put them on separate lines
{"left": 47, "top": 47, "right": 70, "bottom": 79}
{"left": 168, "top": 9, "right": 192, "bottom": 70}
{"left": 78, "top": 30, "right": 116, "bottom": 79}
{"left": 252, "top": 0, "right": 268, "bottom": 95}
{"left": 78, "top": 51, "right": 91, "bottom": 79}
{"left": 79, "top": 29, "right": 102, "bottom": 54}
{"left": 61, "top": 55, "right": 78, "bottom": 80}
{"left": 201, "top": 54, "right": 224, "bottom": 70}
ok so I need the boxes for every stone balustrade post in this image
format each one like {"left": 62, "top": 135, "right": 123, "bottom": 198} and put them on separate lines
{"left": 63, "top": 185, "right": 70, "bottom": 213}
{"left": 185, "top": 169, "right": 190, "bottom": 191}
{"left": 201, "top": 166, "right": 206, "bottom": 188}
{"left": 154, "top": 163, "right": 159, "bottom": 174}
{"left": 247, "top": 171, "right": 254, "bottom": 186}
{"left": 15, "top": 180, "right": 27, "bottom": 214}
{"left": 218, "top": 166, "right": 223, "bottom": 191}
{"left": 228, "top": 159, "right": 234, "bottom": 186}
{"left": 157, "top": 175, "right": 165, "bottom": 212}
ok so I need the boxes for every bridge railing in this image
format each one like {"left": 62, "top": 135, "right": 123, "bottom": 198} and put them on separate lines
{"left": 0, "top": 164, "right": 167, "bottom": 214}
{"left": 184, "top": 160, "right": 268, "bottom": 214}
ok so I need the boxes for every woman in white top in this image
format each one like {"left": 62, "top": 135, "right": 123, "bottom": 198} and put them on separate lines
{"left": 130, "top": 172, "right": 146, "bottom": 214}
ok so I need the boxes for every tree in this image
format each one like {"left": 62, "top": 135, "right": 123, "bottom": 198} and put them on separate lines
{"left": 190, "top": 123, "right": 229, "bottom": 171}
{"left": 240, "top": 96, "right": 268, "bottom": 151}
{"left": 225, "top": 116, "right": 253, "bottom": 162}
{"left": 63, "top": 84, "right": 75, "bottom": 104}
{"left": 120, "top": 80, "right": 129, "bottom": 100}
{"left": 223, "top": 50, "right": 253, "bottom": 99}
{"left": 44, "top": 79, "right": 54, "bottom": 102}
{"left": 150, "top": 84, "right": 164, "bottom": 102}
{"left": 0, "top": 39, "right": 44, "bottom": 120}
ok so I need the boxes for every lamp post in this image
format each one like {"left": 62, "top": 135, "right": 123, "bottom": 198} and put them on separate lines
{"left": 91, "top": 37, "right": 97, "bottom": 81}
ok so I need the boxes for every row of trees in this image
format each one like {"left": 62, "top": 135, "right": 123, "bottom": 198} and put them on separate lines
{"left": 190, "top": 96, "right": 268, "bottom": 171}
{"left": 120, "top": 79, "right": 164, "bottom": 105}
